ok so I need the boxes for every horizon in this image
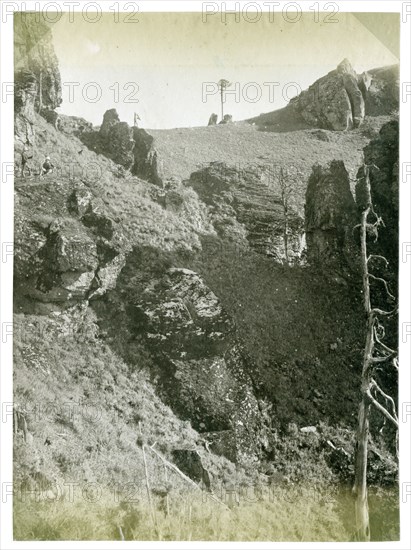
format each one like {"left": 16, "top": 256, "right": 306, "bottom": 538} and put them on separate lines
{"left": 43, "top": 12, "right": 399, "bottom": 129}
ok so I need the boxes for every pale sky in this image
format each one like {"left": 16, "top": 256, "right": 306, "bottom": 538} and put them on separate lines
{"left": 48, "top": 12, "right": 399, "bottom": 129}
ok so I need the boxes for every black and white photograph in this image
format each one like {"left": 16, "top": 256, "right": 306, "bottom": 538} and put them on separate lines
{"left": 0, "top": 1, "right": 410, "bottom": 546}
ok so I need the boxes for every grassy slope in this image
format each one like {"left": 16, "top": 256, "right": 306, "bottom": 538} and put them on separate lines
{"left": 147, "top": 116, "right": 391, "bottom": 192}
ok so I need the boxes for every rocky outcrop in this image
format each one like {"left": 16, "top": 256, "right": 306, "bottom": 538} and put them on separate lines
{"left": 305, "top": 160, "right": 358, "bottom": 268}
{"left": 290, "top": 59, "right": 365, "bottom": 131}
{"left": 363, "top": 65, "right": 399, "bottom": 117}
{"left": 14, "top": 69, "right": 38, "bottom": 145}
{"left": 248, "top": 60, "right": 399, "bottom": 132}
{"left": 14, "top": 182, "right": 124, "bottom": 312}
{"left": 98, "top": 109, "right": 135, "bottom": 169}
{"left": 93, "top": 111, "right": 163, "bottom": 181}
{"left": 188, "top": 162, "right": 305, "bottom": 263}
{"left": 14, "top": 13, "right": 62, "bottom": 145}
{"left": 94, "top": 254, "right": 264, "bottom": 464}
{"left": 219, "top": 114, "right": 233, "bottom": 125}
{"left": 100, "top": 108, "right": 120, "bottom": 138}
{"left": 132, "top": 128, "right": 162, "bottom": 184}
{"left": 58, "top": 114, "right": 93, "bottom": 136}
{"left": 35, "top": 220, "right": 99, "bottom": 302}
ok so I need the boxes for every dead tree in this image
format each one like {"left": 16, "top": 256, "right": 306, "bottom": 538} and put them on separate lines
{"left": 352, "top": 164, "right": 398, "bottom": 541}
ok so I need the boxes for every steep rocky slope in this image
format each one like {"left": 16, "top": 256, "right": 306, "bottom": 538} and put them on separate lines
{"left": 13, "top": 14, "right": 399, "bottom": 541}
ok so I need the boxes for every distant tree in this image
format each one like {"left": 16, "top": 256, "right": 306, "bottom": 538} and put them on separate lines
{"left": 352, "top": 163, "right": 398, "bottom": 541}
{"left": 218, "top": 79, "right": 231, "bottom": 122}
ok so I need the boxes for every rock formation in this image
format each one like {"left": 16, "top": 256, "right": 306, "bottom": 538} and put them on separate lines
{"left": 291, "top": 59, "right": 365, "bottom": 131}
{"left": 248, "top": 59, "right": 399, "bottom": 132}
{"left": 94, "top": 254, "right": 264, "bottom": 464}
{"left": 362, "top": 65, "right": 399, "bottom": 117}
{"left": 208, "top": 113, "right": 218, "bottom": 125}
{"left": 14, "top": 13, "right": 62, "bottom": 145}
{"left": 132, "top": 128, "right": 162, "bottom": 184}
{"left": 14, "top": 181, "right": 124, "bottom": 313}
{"left": 219, "top": 114, "right": 233, "bottom": 125}
{"left": 188, "top": 162, "right": 305, "bottom": 263}
{"left": 58, "top": 114, "right": 93, "bottom": 136}
{"left": 171, "top": 449, "right": 212, "bottom": 490}
{"left": 98, "top": 109, "right": 135, "bottom": 169}
{"left": 14, "top": 69, "right": 38, "bottom": 145}
{"left": 305, "top": 160, "right": 358, "bottom": 268}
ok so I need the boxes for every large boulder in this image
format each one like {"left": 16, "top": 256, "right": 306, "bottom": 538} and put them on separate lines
{"left": 58, "top": 114, "right": 93, "bottom": 136}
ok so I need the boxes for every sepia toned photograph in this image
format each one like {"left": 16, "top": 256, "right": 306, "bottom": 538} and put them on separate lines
{"left": 5, "top": 2, "right": 405, "bottom": 543}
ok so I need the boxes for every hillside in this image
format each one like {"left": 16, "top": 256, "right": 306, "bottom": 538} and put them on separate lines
{"left": 12, "top": 13, "right": 399, "bottom": 542}
{"left": 133, "top": 117, "right": 390, "bottom": 188}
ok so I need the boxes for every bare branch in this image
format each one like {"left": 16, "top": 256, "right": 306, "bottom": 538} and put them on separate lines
{"left": 368, "top": 274, "right": 395, "bottom": 300}
{"left": 371, "top": 356, "right": 392, "bottom": 364}
{"left": 370, "top": 307, "right": 397, "bottom": 317}
{"left": 371, "top": 379, "right": 398, "bottom": 423}
{"left": 366, "top": 390, "right": 399, "bottom": 428}
{"left": 374, "top": 327, "right": 397, "bottom": 356}
{"left": 367, "top": 255, "right": 389, "bottom": 267}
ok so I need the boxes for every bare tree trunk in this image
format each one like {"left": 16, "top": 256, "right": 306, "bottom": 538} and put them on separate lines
{"left": 354, "top": 398, "right": 371, "bottom": 541}
{"left": 352, "top": 164, "right": 398, "bottom": 541}
{"left": 353, "top": 169, "right": 372, "bottom": 541}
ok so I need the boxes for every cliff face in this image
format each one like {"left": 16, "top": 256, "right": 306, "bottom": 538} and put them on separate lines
{"left": 14, "top": 13, "right": 62, "bottom": 145}
{"left": 305, "top": 160, "right": 359, "bottom": 270}
{"left": 188, "top": 162, "right": 305, "bottom": 263}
